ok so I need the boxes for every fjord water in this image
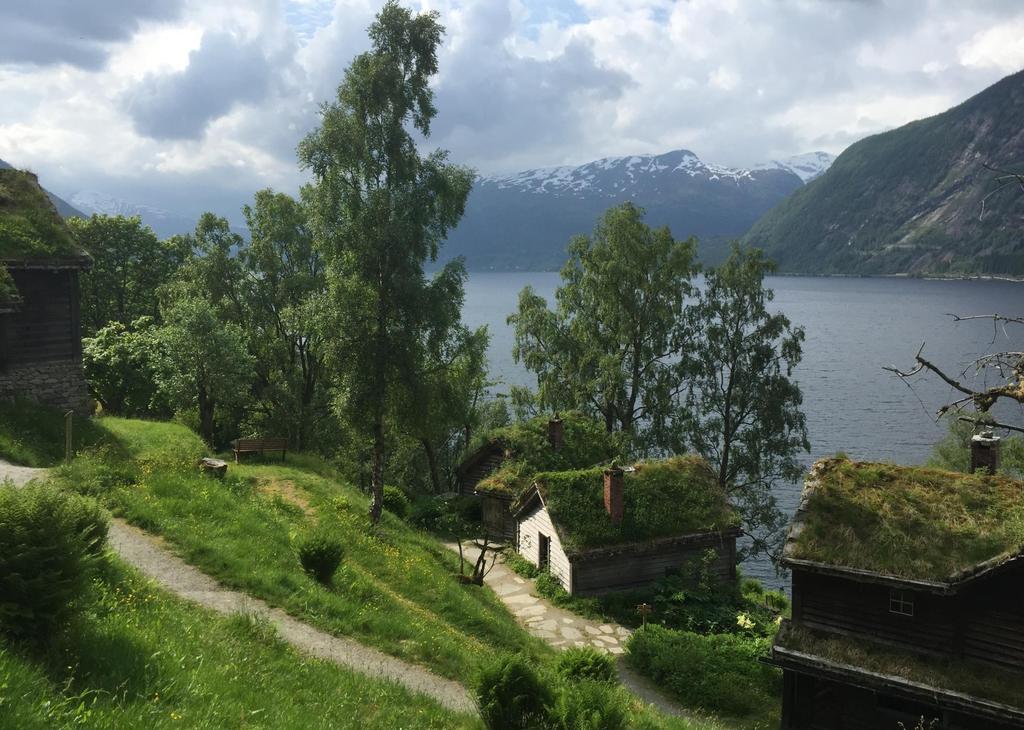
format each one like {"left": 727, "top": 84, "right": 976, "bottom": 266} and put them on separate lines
{"left": 463, "top": 272, "right": 1024, "bottom": 589}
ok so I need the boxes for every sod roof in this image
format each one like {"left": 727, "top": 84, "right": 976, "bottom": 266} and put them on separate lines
{"left": 784, "top": 457, "right": 1024, "bottom": 585}
{"left": 774, "top": 621, "right": 1024, "bottom": 713}
{"left": 519, "top": 455, "right": 739, "bottom": 554}
{"left": 0, "top": 168, "right": 84, "bottom": 262}
{"left": 470, "top": 412, "right": 621, "bottom": 496}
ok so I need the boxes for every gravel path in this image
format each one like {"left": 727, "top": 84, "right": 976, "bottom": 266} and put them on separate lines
{"left": 0, "top": 458, "right": 46, "bottom": 486}
{"left": 107, "top": 519, "right": 475, "bottom": 714}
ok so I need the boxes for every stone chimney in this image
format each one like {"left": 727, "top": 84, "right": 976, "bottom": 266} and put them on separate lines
{"left": 604, "top": 463, "right": 624, "bottom": 525}
{"left": 970, "top": 430, "right": 1001, "bottom": 475}
{"left": 548, "top": 414, "right": 564, "bottom": 451}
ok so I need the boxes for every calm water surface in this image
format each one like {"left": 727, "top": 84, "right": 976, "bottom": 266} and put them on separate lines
{"left": 462, "top": 273, "right": 1024, "bottom": 589}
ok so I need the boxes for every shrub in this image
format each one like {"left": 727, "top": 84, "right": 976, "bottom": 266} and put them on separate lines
{"left": 409, "top": 495, "right": 444, "bottom": 529}
{"left": 556, "top": 646, "right": 618, "bottom": 684}
{"left": 474, "top": 653, "right": 554, "bottom": 730}
{"left": 450, "top": 494, "right": 483, "bottom": 525}
{"left": 382, "top": 485, "right": 410, "bottom": 519}
{"left": 297, "top": 532, "right": 344, "bottom": 585}
{"left": 554, "top": 679, "right": 629, "bottom": 730}
{"left": 626, "top": 625, "right": 780, "bottom": 722}
{"left": 0, "top": 484, "right": 108, "bottom": 638}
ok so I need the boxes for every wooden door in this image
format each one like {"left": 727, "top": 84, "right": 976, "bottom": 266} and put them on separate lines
{"left": 538, "top": 533, "right": 550, "bottom": 572}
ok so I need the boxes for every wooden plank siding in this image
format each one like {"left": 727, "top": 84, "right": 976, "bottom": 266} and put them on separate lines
{"left": 457, "top": 443, "right": 506, "bottom": 496}
{"left": 792, "top": 561, "right": 1024, "bottom": 670}
{"left": 4, "top": 269, "right": 78, "bottom": 365}
{"left": 516, "top": 501, "right": 573, "bottom": 591}
{"left": 571, "top": 533, "right": 736, "bottom": 595}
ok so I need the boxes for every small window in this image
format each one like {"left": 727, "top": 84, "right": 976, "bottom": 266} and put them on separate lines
{"left": 889, "top": 589, "right": 914, "bottom": 617}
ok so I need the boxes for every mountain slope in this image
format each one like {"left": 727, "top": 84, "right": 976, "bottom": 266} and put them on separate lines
{"left": 70, "top": 190, "right": 198, "bottom": 239}
{"left": 0, "top": 158, "right": 84, "bottom": 218}
{"left": 743, "top": 69, "right": 1024, "bottom": 275}
{"left": 441, "top": 149, "right": 832, "bottom": 270}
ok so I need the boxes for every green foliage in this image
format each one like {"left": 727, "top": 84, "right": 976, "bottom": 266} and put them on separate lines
{"left": 474, "top": 653, "right": 555, "bottom": 730}
{"left": 83, "top": 316, "right": 169, "bottom": 417}
{"left": 0, "top": 169, "right": 80, "bottom": 259}
{"left": 503, "top": 550, "right": 542, "bottom": 579}
{"left": 555, "top": 646, "right": 618, "bottom": 684}
{"left": 0, "top": 400, "right": 109, "bottom": 467}
{"left": 0, "top": 560, "right": 476, "bottom": 729}
{"left": 409, "top": 494, "right": 444, "bottom": 529}
{"left": 382, "top": 485, "right": 410, "bottom": 519}
{"left": 554, "top": 679, "right": 630, "bottom": 730}
{"left": 535, "top": 457, "right": 737, "bottom": 552}
{"left": 0, "top": 484, "right": 108, "bottom": 638}
{"left": 928, "top": 417, "right": 1024, "bottom": 477}
{"left": 52, "top": 416, "right": 549, "bottom": 680}
{"left": 626, "top": 625, "right": 780, "bottom": 726}
{"left": 152, "top": 296, "right": 255, "bottom": 445}
{"left": 475, "top": 412, "right": 622, "bottom": 495}
{"left": 296, "top": 531, "right": 344, "bottom": 584}
{"left": 69, "top": 215, "right": 184, "bottom": 335}
{"left": 0, "top": 265, "right": 16, "bottom": 306}
{"left": 790, "top": 457, "right": 1024, "bottom": 581}
{"left": 509, "top": 202, "right": 698, "bottom": 449}
{"left": 298, "top": 1, "right": 474, "bottom": 522}
{"left": 674, "top": 244, "right": 807, "bottom": 559}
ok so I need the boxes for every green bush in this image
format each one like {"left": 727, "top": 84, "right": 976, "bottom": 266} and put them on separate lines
{"left": 382, "top": 485, "right": 410, "bottom": 519}
{"left": 626, "top": 625, "right": 780, "bottom": 722}
{"left": 554, "top": 679, "right": 629, "bottom": 730}
{"left": 556, "top": 646, "right": 618, "bottom": 684}
{"left": 409, "top": 495, "right": 444, "bottom": 529}
{"left": 450, "top": 494, "right": 483, "bottom": 525}
{"left": 297, "top": 531, "right": 344, "bottom": 585}
{"left": 0, "top": 484, "right": 108, "bottom": 638}
{"left": 475, "top": 653, "right": 554, "bottom": 730}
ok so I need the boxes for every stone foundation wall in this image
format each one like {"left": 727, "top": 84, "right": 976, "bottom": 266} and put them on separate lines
{"left": 0, "top": 358, "right": 92, "bottom": 414}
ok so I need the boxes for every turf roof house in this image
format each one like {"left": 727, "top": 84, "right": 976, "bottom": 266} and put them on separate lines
{"left": 0, "top": 169, "right": 92, "bottom": 413}
{"left": 771, "top": 436, "right": 1024, "bottom": 730}
{"left": 512, "top": 456, "right": 741, "bottom": 595}
{"left": 455, "top": 413, "right": 619, "bottom": 540}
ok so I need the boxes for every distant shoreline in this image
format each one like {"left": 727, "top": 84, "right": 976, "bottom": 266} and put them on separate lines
{"left": 454, "top": 268, "right": 1024, "bottom": 283}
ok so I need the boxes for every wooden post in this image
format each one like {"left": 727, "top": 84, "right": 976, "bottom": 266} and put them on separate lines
{"left": 64, "top": 410, "right": 74, "bottom": 464}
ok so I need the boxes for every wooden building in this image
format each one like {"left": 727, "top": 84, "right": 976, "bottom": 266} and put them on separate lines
{"left": 0, "top": 169, "right": 92, "bottom": 412}
{"left": 512, "top": 457, "right": 740, "bottom": 595}
{"left": 454, "top": 413, "right": 618, "bottom": 541}
{"left": 770, "top": 440, "right": 1024, "bottom": 729}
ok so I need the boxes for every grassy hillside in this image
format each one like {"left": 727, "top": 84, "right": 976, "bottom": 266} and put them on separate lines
{"left": 0, "top": 399, "right": 110, "bottom": 467}
{"left": 51, "top": 417, "right": 550, "bottom": 681}
{"left": 0, "top": 559, "right": 476, "bottom": 729}
{"left": 744, "top": 68, "right": 1024, "bottom": 276}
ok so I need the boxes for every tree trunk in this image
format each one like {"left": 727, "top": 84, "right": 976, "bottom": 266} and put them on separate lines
{"left": 369, "top": 415, "right": 385, "bottom": 524}
{"left": 198, "top": 386, "right": 216, "bottom": 446}
{"left": 422, "top": 437, "right": 443, "bottom": 494}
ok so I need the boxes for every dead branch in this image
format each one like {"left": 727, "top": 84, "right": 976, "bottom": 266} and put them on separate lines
{"left": 956, "top": 415, "right": 1024, "bottom": 436}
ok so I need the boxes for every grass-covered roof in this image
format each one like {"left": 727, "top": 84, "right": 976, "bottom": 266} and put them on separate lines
{"left": 785, "top": 457, "right": 1024, "bottom": 584}
{"left": 525, "top": 455, "right": 739, "bottom": 554}
{"left": 0, "top": 168, "right": 83, "bottom": 261}
{"left": 473, "top": 412, "right": 621, "bottom": 496}
{"left": 775, "top": 621, "right": 1024, "bottom": 711}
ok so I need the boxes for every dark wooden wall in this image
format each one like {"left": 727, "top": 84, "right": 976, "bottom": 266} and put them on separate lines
{"left": 1, "top": 269, "right": 80, "bottom": 367}
{"left": 457, "top": 444, "right": 505, "bottom": 495}
{"left": 571, "top": 534, "right": 736, "bottom": 595}
{"left": 792, "top": 562, "right": 1024, "bottom": 669}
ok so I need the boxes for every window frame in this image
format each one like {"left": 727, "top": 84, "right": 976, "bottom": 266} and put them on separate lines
{"left": 889, "top": 589, "right": 915, "bottom": 617}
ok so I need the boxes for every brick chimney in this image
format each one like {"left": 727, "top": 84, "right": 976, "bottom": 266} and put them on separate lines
{"left": 970, "top": 430, "right": 1001, "bottom": 474}
{"left": 604, "top": 464, "right": 624, "bottom": 525}
{"left": 548, "top": 414, "right": 564, "bottom": 451}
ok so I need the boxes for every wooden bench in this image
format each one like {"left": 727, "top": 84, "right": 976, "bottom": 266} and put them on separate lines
{"left": 231, "top": 437, "right": 288, "bottom": 463}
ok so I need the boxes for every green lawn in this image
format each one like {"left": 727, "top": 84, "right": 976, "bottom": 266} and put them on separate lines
{"left": 0, "top": 559, "right": 478, "bottom": 729}
{"left": 0, "top": 399, "right": 111, "bottom": 467}
{"left": 52, "top": 416, "right": 551, "bottom": 681}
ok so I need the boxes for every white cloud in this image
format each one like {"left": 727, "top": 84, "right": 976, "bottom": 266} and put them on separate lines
{"left": 0, "top": 0, "right": 1022, "bottom": 221}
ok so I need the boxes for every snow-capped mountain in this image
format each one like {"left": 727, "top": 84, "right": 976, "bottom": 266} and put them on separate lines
{"left": 71, "top": 191, "right": 198, "bottom": 239}
{"left": 442, "top": 149, "right": 832, "bottom": 270}
{"left": 751, "top": 151, "right": 835, "bottom": 183}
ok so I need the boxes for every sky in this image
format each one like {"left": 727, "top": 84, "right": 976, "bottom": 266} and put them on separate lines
{"left": 1, "top": 0, "right": 1023, "bottom": 221}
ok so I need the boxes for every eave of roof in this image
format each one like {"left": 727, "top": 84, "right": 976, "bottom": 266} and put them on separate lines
{"left": 770, "top": 635, "right": 1024, "bottom": 722}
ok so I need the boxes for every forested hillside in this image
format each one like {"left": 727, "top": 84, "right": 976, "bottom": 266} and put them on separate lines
{"left": 743, "top": 69, "right": 1024, "bottom": 276}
